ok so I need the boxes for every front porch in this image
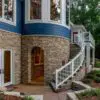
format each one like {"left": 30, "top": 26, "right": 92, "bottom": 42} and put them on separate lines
{"left": 12, "top": 84, "right": 67, "bottom": 100}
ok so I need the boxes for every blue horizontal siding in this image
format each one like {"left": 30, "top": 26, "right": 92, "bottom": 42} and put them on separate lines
{"left": 0, "top": 0, "right": 71, "bottom": 39}
{"left": 23, "top": 23, "right": 71, "bottom": 39}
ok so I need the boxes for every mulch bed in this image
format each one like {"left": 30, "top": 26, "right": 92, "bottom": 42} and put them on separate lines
{"left": 91, "top": 81, "right": 100, "bottom": 88}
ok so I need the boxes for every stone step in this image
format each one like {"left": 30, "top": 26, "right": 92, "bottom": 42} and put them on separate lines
{"left": 70, "top": 44, "right": 80, "bottom": 60}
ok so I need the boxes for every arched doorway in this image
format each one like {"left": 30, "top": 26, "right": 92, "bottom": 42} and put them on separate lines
{"left": 31, "top": 47, "right": 44, "bottom": 85}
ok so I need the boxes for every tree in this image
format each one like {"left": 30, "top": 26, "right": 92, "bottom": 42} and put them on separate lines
{"left": 70, "top": 0, "right": 100, "bottom": 44}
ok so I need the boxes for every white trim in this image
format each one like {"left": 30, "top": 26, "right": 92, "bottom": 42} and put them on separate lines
{"left": 1, "top": 49, "right": 13, "bottom": 87}
{"left": 0, "top": 0, "right": 16, "bottom": 26}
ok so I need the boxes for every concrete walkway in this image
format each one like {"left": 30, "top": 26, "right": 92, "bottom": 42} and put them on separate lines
{"left": 13, "top": 84, "right": 67, "bottom": 100}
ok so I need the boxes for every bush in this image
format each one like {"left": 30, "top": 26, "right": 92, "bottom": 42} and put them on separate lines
{"left": 95, "top": 60, "right": 100, "bottom": 68}
{"left": 23, "top": 96, "right": 33, "bottom": 100}
{"left": 94, "top": 77, "right": 100, "bottom": 83}
{"left": 96, "top": 73, "right": 100, "bottom": 77}
{"left": 82, "top": 79, "right": 92, "bottom": 84}
{"left": 77, "top": 89, "right": 100, "bottom": 99}
{"left": 86, "top": 74, "right": 94, "bottom": 79}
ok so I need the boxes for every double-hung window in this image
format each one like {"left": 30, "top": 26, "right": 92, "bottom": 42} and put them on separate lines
{"left": 0, "top": 0, "right": 16, "bottom": 25}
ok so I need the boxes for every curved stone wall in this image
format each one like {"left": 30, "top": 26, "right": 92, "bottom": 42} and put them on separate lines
{"left": 21, "top": 36, "right": 70, "bottom": 84}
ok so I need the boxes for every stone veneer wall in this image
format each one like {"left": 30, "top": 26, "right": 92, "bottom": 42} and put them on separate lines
{"left": 21, "top": 36, "right": 70, "bottom": 84}
{"left": 0, "top": 30, "right": 21, "bottom": 84}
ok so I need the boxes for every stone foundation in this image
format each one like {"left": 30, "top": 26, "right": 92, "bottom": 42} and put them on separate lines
{"left": 21, "top": 36, "right": 70, "bottom": 84}
{"left": 0, "top": 30, "right": 21, "bottom": 84}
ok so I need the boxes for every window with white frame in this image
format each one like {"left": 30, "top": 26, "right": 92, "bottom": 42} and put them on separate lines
{"left": 30, "top": 0, "right": 41, "bottom": 19}
{"left": 0, "top": 0, "right": 16, "bottom": 25}
{"left": 50, "top": 0, "right": 61, "bottom": 21}
{"left": 26, "top": 0, "right": 64, "bottom": 23}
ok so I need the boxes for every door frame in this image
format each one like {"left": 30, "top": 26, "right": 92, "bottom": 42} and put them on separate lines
{"left": 1, "top": 49, "right": 13, "bottom": 87}
{"left": 31, "top": 47, "right": 44, "bottom": 83}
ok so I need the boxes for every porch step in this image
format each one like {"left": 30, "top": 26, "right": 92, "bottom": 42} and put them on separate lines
{"left": 5, "top": 85, "right": 16, "bottom": 91}
{"left": 50, "top": 79, "right": 72, "bottom": 93}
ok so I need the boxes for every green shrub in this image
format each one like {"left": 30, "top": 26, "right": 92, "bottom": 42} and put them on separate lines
{"left": 86, "top": 74, "right": 94, "bottom": 79}
{"left": 94, "top": 77, "right": 100, "bottom": 83}
{"left": 96, "top": 73, "right": 100, "bottom": 77}
{"left": 0, "top": 92, "right": 4, "bottom": 100}
{"left": 82, "top": 79, "right": 92, "bottom": 84}
{"left": 23, "top": 96, "right": 34, "bottom": 100}
{"left": 77, "top": 89, "right": 100, "bottom": 99}
{"left": 95, "top": 61, "right": 100, "bottom": 68}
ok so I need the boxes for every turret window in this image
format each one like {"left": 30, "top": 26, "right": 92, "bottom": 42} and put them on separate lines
{"left": 25, "top": 0, "right": 68, "bottom": 25}
{"left": 0, "top": 0, "right": 16, "bottom": 25}
{"left": 50, "top": 0, "right": 61, "bottom": 21}
{"left": 30, "top": 0, "right": 41, "bottom": 19}
{"left": 4, "top": 0, "right": 14, "bottom": 21}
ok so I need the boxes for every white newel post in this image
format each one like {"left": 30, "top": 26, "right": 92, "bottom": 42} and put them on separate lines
{"left": 86, "top": 44, "right": 90, "bottom": 73}
{"left": 71, "top": 61, "right": 74, "bottom": 80}
{"left": 56, "top": 70, "right": 58, "bottom": 89}
{"left": 92, "top": 48, "right": 95, "bottom": 66}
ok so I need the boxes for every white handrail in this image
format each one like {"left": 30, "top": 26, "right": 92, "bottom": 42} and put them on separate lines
{"left": 54, "top": 31, "right": 95, "bottom": 90}
{"left": 55, "top": 46, "right": 85, "bottom": 89}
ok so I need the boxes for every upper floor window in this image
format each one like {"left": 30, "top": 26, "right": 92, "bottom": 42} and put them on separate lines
{"left": 30, "top": 0, "right": 41, "bottom": 20}
{"left": 4, "top": 0, "right": 14, "bottom": 21}
{"left": 50, "top": 0, "right": 61, "bottom": 21}
{"left": 25, "top": 0, "right": 68, "bottom": 25}
{"left": 0, "top": 0, "right": 16, "bottom": 25}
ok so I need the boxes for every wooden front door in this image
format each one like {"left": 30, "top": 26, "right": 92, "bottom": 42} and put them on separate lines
{"left": 31, "top": 47, "right": 44, "bottom": 84}
{"left": 4, "top": 50, "right": 11, "bottom": 83}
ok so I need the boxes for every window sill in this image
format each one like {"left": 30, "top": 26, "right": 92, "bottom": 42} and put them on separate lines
{"left": 0, "top": 18, "right": 16, "bottom": 26}
{"left": 25, "top": 20, "right": 70, "bottom": 29}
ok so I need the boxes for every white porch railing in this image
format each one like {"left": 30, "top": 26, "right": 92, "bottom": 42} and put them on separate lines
{"left": 55, "top": 46, "right": 85, "bottom": 89}
{"left": 54, "top": 31, "right": 95, "bottom": 90}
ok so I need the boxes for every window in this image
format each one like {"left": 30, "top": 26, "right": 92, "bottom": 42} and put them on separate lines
{"left": 0, "top": 0, "right": 16, "bottom": 25}
{"left": 30, "top": 0, "right": 41, "bottom": 19}
{"left": 51, "top": 0, "right": 61, "bottom": 21}
{"left": 4, "top": 0, "right": 14, "bottom": 21}
{"left": 0, "top": 0, "right": 2, "bottom": 17}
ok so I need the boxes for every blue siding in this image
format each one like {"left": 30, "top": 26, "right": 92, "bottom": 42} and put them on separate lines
{"left": 23, "top": 23, "right": 71, "bottom": 38}
{"left": 0, "top": 0, "right": 71, "bottom": 39}
{"left": 0, "top": 0, "right": 22, "bottom": 33}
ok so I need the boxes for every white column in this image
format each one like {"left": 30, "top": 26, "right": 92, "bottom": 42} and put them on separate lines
{"left": 86, "top": 44, "right": 90, "bottom": 73}
{"left": 92, "top": 48, "right": 95, "bottom": 66}
{"left": 61, "top": 0, "right": 66, "bottom": 25}
{"left": 42, "top": 0, "right": 49, "bottom": 21}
